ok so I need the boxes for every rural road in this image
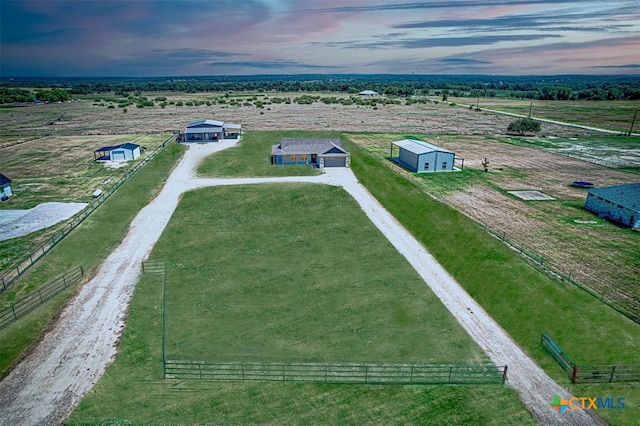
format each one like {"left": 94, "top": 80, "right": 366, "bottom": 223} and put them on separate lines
{"left": 0, "top": 140, "right": 600, "bottom": 425}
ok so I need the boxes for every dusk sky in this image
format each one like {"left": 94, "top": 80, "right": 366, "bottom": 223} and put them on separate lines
{"left": 1, "top": 0, "right": 639, "bottom": 77}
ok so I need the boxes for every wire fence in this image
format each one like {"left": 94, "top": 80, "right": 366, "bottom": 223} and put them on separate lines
{"left": 541, "top": 332, "right": 640, "bottom": 384}
{"left": 0, "top": 265, "right": 84, "bottom": 330}
{"left": 0, "top": 134, "right": 175, "bottom": 294}
{"left": 164, "top": 360, "right": 508, "bottom": 385}
{"left": 483, "top": 224, "right": 640, "bottom": 324}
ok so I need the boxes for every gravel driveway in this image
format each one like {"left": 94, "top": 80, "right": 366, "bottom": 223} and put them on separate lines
{"left": 0, "top": 141, "right": 600, "bottom": 425}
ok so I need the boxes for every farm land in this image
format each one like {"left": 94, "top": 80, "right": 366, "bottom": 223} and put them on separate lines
{"left": 0, "top": 92, "right": 639, "bottom": 424}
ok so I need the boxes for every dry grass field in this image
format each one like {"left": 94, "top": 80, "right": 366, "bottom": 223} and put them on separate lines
{"left": 0, "top": 92, "right": 607, "bottom": 137}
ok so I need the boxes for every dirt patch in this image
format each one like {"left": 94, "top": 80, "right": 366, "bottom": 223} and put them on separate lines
{"left": 508, "top": 190, "right": 556, "bottom": 200}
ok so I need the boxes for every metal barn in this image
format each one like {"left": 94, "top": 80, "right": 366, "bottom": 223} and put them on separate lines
{"left": 585, "top": 182, "right": 640, "bottom": 229}
{"left": 94, "top": 142, "right": 141, "bottom": 162}
{"left": 391, "top": 139, "right": 455, "bottom": 173}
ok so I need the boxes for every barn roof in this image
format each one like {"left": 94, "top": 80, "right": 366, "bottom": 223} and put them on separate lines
{"left": 587, "top": 182, "right": 640, "bottom": 212}
{"left": 359, "top": 90, "right": 378, "bottom": 96}
{"left": 0, "top": 173, "right": 10, "bottom": 186}
{"left": 272, "top": 138, "right": 348, "bottom": 156}
{"left": 393, "top": 139, "right": 454, "bottom": 155}
{"left": 94, "top": 143, "right": 140, "bottom": 153}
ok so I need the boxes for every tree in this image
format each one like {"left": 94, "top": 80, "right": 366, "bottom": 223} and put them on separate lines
{"left": 507, "top": 117, "right": 541, "bottom": 135}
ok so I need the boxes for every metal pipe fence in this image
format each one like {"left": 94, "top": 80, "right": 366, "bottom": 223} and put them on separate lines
{"left": 0, "top": 134, "right": 175, "bottom": 294}
{"left": 164, "top": 360, "right": 508, "bottom": 385}
{"left": 541, "top": 332, "right": 640, "bottom": 384}
{"left": 0, "top": 265, "right": 84, "bottom": 330}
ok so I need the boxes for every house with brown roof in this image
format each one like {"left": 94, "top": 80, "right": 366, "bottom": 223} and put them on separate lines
{"left": 271, "top": 138, "right": 350, "bottom": 168}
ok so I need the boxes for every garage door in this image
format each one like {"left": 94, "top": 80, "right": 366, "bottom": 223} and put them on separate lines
{"left": 323, "top": 157, "right": 346, "bottom": 167}
{"left": 111, "top": 151, "right": 125, "bottom": 161}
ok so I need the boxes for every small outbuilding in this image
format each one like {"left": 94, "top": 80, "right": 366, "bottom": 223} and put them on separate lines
{"left": 391, "top": 139, "right": 456, "bottom": 173}
{"left": 0, "top": 173, "right": 12, "bottom": 198}
{"left": 585, "top": 182, "right": 640, "bottom": 229}
{"left": 271, "top": 138, "right": 350, "bottom": 168}
{"left": 178, "top": 119, "right": 242, "bottom": 142}
{"left": 94, "top": 142, "right": 141, "bottom": 162}
{"left": 359, "top": 90, "right": 378, "bottom": 96}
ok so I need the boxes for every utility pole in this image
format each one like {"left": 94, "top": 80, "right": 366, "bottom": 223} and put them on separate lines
{"left": 629, "top": 110, "right": 638, "bottom": 136}
{"left": 528, "top": 101, "right": 533, "bottom": 118}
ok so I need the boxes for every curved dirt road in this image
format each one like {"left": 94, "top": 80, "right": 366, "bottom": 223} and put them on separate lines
{"left": 0, "top": 141, "right": 599, "bottom": 425}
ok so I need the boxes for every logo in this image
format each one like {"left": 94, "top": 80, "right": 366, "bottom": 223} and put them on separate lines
{"left": 550, "top": 395, "right": 569, "bottom": 413}
{"left": 550, "top": 395, "right": 625, "bottom": 413}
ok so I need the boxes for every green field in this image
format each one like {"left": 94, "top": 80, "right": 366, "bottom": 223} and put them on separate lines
{"left": 160, "top": 184, "right": 484, "bottom": 364}
{"left": 68, "top": 183, "right": 534, "bottom": 425}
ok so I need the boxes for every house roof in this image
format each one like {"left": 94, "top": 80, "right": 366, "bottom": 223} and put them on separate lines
{"left": 94, "top": 143, "right": 140, "bottom": 152}
{"left": 0, "top": 173, "right": 10, "bottom": 186}
{"left": 272, "top": 138, "right": 349, "bottom": 156}
{"left": 587, "top": 182, "right": 640, "bottom": 212}
{"left": 223, "top": 123, "right": 242, "bottom": 130}
{"left": 187, "top": 119, "right": 224, "bottom": 128}
{"left": 393, "top": 139, "right": 454, "bottom": 155}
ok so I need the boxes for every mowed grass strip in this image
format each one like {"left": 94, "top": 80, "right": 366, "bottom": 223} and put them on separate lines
{"left": 158, "top": 184, "right": 483, "bottom": 364}
{"left": 345, "top": 138, "right": 640, "bottom": 425}
{"left": 0, "top": 142, "right": 186, "bottom": 378}
{"left": 197, "top": 130, "right": 342, "bottom": 177}
{"left": 69, "top": 186, "right": 535, "bottom": 425}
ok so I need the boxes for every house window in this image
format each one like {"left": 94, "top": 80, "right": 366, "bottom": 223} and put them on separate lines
{"left": 442, "top": 161, "right": 447, "bottom": 169}
{"left": 424, "top": 162, "right": 429, "bottom": 169}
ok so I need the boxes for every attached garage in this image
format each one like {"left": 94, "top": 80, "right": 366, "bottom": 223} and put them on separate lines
{"left": 322, "top": 156, "right": 347, "bottom": 167}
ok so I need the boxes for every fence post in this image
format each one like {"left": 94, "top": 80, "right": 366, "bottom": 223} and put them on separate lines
{"left": 571, "top": 365, "right": 578, "bottom": 384}
{"left": 448, "top": 366, "right": 453, "bottom": 383}
{"left": 242, "top": 364, "right": 245, "bottom": 381}
{"left": 502, "top": 365, "right": 508, "bottom": 384}
{"left": 410, "top": 365, "right": 414, "bottom": 383}
{"left": 38, "top": 289, "right": 43, "bottom": 304}
{"left": 199, "top": 363, "right": 202, "bottom": 380}
{"left": 63, "top": 274, "right": 67, "bottom": 287}
{"left": 365, "top": 365, "right": 368, "bottom": 383}
{"left": 324, "top": 365, "right": 328, "bottom": 383}
{"left": 11, "top": 305, "right": 17, "bottom": 320}
{"left": 609, "top": 366, "right": 617, "bottom": 383}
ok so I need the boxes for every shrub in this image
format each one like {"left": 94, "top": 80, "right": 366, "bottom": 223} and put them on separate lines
{"left": 507, "top": 117, "right": 541, "bottom": 135}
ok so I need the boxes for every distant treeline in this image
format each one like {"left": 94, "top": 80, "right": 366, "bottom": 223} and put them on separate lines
{"left": 1, "top": 74, "right": 639, "bottom": 103}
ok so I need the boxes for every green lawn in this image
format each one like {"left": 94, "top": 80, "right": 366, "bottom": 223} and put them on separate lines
{"left": 69, "top": 183, "right": 534, "bottom": 425}
{"left": 160, "top": 184, "right": 484, "bottom": 364}
{"left": 197, "top": 130, "right": 341, "bottom": 177}
{"left": 0, "top": 142, "right": 186, "bottom": 378}
{"left": 344, "top": 137, "right": 640, "bottom": 425}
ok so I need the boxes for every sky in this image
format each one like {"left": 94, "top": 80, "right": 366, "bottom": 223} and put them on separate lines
{"left": 1, "top": 0, "right": 639, "bottom": 77}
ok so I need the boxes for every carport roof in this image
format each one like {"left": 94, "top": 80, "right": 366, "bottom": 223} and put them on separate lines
{"left": 393, "top": 139, "right": 453, "bottom": 155}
